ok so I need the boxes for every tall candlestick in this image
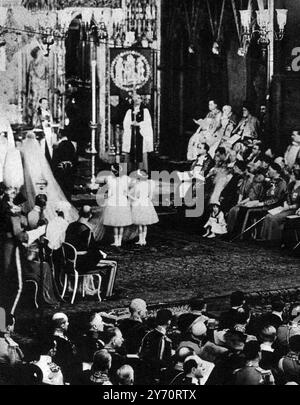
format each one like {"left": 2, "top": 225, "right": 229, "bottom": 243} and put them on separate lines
{"left": 91, "top": 60, "right": 97, "bottom": 128}
{"left": 89, "top": 59, "right": 98, "bottom": 190}
{"left": 18, "top": 51, "right": 22, "bottom": 124}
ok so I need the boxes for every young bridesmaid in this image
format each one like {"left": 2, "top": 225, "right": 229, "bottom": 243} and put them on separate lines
{"left": 203, "top": 202, "right": 227, "bottom": 238}
{"left": 103, "top": 164, "right": 132, "bottom": 247}
{"left": 130, "top": 170, "right": 159, "bottom": 246}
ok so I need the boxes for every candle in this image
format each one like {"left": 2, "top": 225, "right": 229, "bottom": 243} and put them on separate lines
{"left": 91, "top": 60, "right": 97, "bottom": 124}
{"left": 54, "top": 52, "right": 58, "bottom": 120}
{"left": 18, "top": 51, "right": 22, "bottom": 122}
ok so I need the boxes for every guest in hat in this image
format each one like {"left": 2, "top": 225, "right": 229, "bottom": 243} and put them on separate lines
{"left": 129, "top": 169, "right": 159, "bottom": 246}
{"left": 232, "top": 102, "right": 260, "bottom": 143}
{"left": 203, "top": 202, "right": 227, "bottom": 238}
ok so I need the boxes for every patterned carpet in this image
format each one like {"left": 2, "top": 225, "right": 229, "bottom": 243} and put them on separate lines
{"left": 17, "top": 215, "right": 300, "bottom": 317}
{"left": 13, "top": 216, "right": 300, "bottom": 355}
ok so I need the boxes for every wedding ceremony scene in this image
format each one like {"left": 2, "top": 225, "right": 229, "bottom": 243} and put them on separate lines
{"left": 0, "top": 0, "right": 300, "bottom": 388}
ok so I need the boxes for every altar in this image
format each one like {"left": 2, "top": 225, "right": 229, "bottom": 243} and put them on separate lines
{"left": 0, "top": 0, "right": 161, "bottom": 163}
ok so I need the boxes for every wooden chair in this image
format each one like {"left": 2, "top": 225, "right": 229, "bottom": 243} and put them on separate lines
{"left": 61, "top": 242, "right": 102, "bottom": 305}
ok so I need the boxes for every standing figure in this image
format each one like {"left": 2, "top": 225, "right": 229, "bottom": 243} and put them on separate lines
{"left": 52, "top": 128, "right": 77, "bottom": 201}
{"left": 123, "top": 94, "right": 154, "bottom": 172}
{"left": 33, "top": 98, "right": 56, "bottom": 164}
{"left": 103, "top": 164, "right": 132, "bottom": 247}
{"left": 129, "top": 170, "right": 159, "bottom": 246}
{"left": 27, "top": 47, "right": 49, "bottom": 125}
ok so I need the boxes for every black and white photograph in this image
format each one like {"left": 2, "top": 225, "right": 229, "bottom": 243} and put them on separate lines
{"left": 0, "top": 0, "right": 300, "bottom": 390}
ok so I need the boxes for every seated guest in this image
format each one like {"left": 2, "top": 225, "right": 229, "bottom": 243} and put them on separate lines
{"left": 45, "top": 201, "right": 70, "bottom": 251}
{"left": 261, "top": 169, "right": 300, "bottom": 245}
{"left": 258, "top": 163, "right": 288, "bottom": 209}
{"left": 284, "top": 130, "right": 300, "bottom": 169}
{"left": 254, "top": 300, "right": 285, "bottom": 335}
{"left": 49, "top": 312, "right": 80, "bottom": 384}
{"left": 190, "top": 143, "right": 215, "bottom": 177}
{"left": 232, "top": 103, "right": 260, "bottom": 143}
{"left": 219, "top": 161, "right": 246, "bottom": 214}
{"left": 116, "top": 365, "right": 134, "bottom": 386}
{"left": 189, "top": 297, "right": 209, "bottom": 324}
{"left": 234, "top": 341, "right": 275, "bottom": 385}
{"left": 177, "top": 320, "right": 207, "bottom": 356}
{"left": 227, "top": 168, "right": 265, "bottom": 235}
{"left": 230, "top": 163, "right": 287, "bottom": 239}
{"left": 177, "top": 143, "right": 213, "bottom": 200}
{"left": 277, "top": 335, "right": 300, "bottom": 385}
{"left": 78, "top": 312, "right": 106, "bottom": 368}
{"left": 65, "top": 205, "right": 117, "bottom": 299}
{"left": 245, "top": 142, "right": 262, "bottom": 170}
{"left": 176, "top": 313, "right": 198, "bottom": 345}
{"left": 258, "top": 325, "right": 279, "bottom": 371}
{"left": 206, "top": 329, "right": 247, "bottom": 385}
{"left": 232, "top": 142, "right": 247, "bottom": 161}
{"left": 187, "top": 100, "right": 222, "bottom": 161}
{"left": 139, "top": 309, "right": 173, "bottom": 383}
{"left": 227, "top": 149, "right": 239, "bottom": 169}
{"left": 118, "top": 299, "right": 148, "bottom": 355}
{"left": 161, "top": 346, "right": 195, "bottom": 384}
{"left": 219, "top": 291, "right": 246, "bottom": 331}
{"left": 219, "top": 105, "right": 237, "bottom": 144}
{"left": 207, "top": 147, "right": 231, "bottom": 204}
{"left": 276, "top": 304, "right": 300, "bottom": 355}
{"left": 170, "top": 355, "right": 205, "bottom": 385}
{"left": 103, "top": 327, "right": 126, "bottom": 378}
{"left": 27, "top": 194, "right": 48, "bottom": 230}
{"left": 65, "top": 205, "right": 103, "bottom": 271}
{"left": 79, "top": 349, "right": 112, "bottom": 386}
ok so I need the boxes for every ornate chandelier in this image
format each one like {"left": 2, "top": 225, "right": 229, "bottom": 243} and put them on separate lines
{"left": 239, "top": 6, "right": 288, "bottom": 57}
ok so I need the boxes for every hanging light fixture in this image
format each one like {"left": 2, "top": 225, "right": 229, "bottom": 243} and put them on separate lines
{"left": 239, "top": 4, "right": 288, "bottom": 56}
{"left": 276, "top": 9, "right": 288, "bottom": 40}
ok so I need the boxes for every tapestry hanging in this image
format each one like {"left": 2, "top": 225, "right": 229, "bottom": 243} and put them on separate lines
{"left": 110, "top": 48, "right": 153, "bottom": 96}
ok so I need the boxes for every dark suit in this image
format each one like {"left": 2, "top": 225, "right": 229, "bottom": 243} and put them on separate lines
{"left": 219, "top": 308, "right": 244, "bottom": 330}
{"left": 220, "top": 174, "right": 243, "bottom": 214}
{"left": 65, "top": 221, "right": 103, "bottom": 273}
{"left": 53, "top": 138, "right": 77, "bottom": 200}
{"left": 51, "top": 334, "right": 80, "bottom": 384}
{"left": 118, "top": 318, "right": 148, "bottom": 355}
{"left": 191, "top": 154, "right": 215, "bottom": 178}
{"left": 139, "top": 328, "right": 173, "bottom": 383}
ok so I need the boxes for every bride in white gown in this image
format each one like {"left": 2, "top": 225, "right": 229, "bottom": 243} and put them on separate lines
{"left": 20, "top": 132, "right": 78, "bottom": 222}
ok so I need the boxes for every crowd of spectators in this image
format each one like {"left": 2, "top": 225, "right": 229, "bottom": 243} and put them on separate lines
{"left": 183, "top": 101, "right": 300, "bottom": 245}
{"left": 1, "top": 292, "right": 300, "bottom": 385}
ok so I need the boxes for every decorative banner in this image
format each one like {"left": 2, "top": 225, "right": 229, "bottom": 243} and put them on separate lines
{"left": 21, "top": 0, "right": 122, "bottom": 9}
{"left": 110, "top": 48, "right": 153, "bottom": 95}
